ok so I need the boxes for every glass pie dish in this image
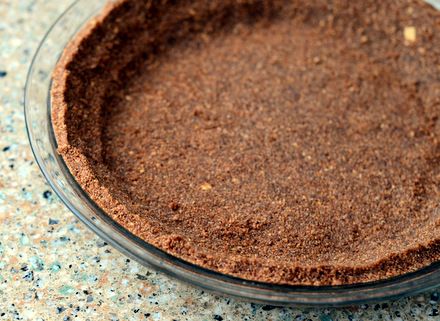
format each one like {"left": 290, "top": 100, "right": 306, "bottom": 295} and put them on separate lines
{"left": 24, "top": 0, "right": 440, "bottom": 306}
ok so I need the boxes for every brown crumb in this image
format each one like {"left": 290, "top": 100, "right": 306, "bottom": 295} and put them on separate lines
{"left": 169, "top": 202, "right": 180, "bottom": 211}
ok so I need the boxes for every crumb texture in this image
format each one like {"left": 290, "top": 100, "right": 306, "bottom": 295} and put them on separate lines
{"left": 52, "top": 0, "right": 440, "bottom": 285}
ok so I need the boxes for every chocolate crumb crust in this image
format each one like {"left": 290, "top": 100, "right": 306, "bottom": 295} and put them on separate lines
{"left": 52, "top": 0, "right": 440, "bottom": 285}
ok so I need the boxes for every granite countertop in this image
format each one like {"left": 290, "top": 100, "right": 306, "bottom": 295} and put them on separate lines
{"left": 0, "top": 0, "right": 439, "bottom": 320}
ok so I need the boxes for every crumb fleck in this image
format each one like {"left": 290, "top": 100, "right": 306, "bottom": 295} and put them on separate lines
{"left": 404, "top": 26, "right": 416, "bottom": 43}
{"left": 200, "top": 182, "right": 212, "bottom": 191}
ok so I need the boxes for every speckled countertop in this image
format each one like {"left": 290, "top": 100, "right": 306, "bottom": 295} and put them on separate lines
{"left": 1, "top": 0, "right": 440, "bottom": 320}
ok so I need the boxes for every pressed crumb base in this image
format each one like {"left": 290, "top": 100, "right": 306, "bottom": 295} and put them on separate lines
{"left": 52, "top": 0, "right": 440, "bottom": 285}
